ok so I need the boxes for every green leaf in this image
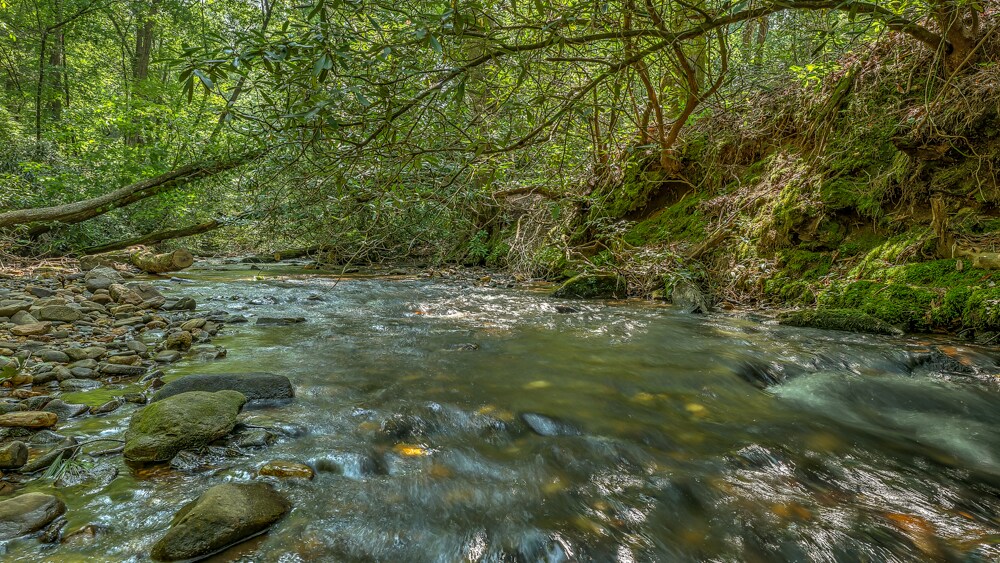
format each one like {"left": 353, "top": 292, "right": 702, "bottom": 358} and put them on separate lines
{"left": 192, "top": 69, "right": 214, "bottom": 89}
{"left": 428, "top": 34, "right": 442, "bottom": 55}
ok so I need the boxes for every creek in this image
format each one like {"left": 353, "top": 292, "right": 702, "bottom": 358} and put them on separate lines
{"left": 6, "top": 261, "right": 1000, "bottom": 561}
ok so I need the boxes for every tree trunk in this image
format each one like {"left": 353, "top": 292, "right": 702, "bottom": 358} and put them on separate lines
{"left": 126, "top": 0, "right": 158, "bottom": 146}
{"left": 931, "top": 195, "right": 956, "bottom": 258}
{"left": 131, "top": 249, "right": 193, "bottom": 273}
{"left": 79, "top": 218, "right": 226, "bottom": 255}
{"left": 0, "top": 153, "right": 257, "bottom": 230}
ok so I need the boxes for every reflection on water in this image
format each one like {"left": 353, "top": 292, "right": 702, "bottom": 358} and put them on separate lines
{"left": 6, "top": 263, "right": 1000, "bottom": 562}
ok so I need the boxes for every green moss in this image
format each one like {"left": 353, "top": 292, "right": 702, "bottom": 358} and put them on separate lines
{"left": 848, "top": 228, "right": 930, "bottom": 279}
{"left": 818, "top": 281, "right": 936, "bottom": 331}
{"left": 778, "top": 250, "right": 832, "bottom": 279}
{"left": 963, "top": 287, "right": 1000, "bottom": 331}
{"left": 764, "top": 276, "right": 815, "bottom": 305}
{"left": 931, "top": 285, "right": 973, "bottom": 327}
{"left": 623, "top": 193, "right": 707, "bottom": 246}
{"left": 778, "top": 308, "right": 903, "bottom": 335}
{"left": 838, "top": 231, "right": 882, "bottom": 257}
{"left": 590, "top": 156, "right": 663, "bottom": 219}
{"left": 880, "top": 259, "right": 996, "bottom": 287}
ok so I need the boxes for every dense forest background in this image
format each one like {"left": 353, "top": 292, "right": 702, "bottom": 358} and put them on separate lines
{"left": 2, "top": 0, "right": 1000, "bottom": 333}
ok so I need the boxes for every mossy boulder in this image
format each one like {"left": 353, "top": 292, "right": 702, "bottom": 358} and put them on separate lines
{"left": 778, "top": 308, "right": 903, "bottom": 335}
{"left": 817, "top": 281, "right": 936, "bottom": 332}
{"left": 553, "top": 273, "right": 626, "bottom": 299}
{"left": 151, "top": 482, "right": 289, "bottom": 561}
{"left": 124, "top": 390, "right": 247, "bottom": 463}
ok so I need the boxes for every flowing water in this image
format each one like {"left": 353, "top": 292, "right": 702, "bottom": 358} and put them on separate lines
{"left": 6, "top": 262, "right": 1000, "bottom": 562}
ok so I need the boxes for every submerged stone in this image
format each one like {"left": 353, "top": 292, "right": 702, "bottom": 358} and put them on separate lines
{"left": 0, "top": 492, "right": 65, "bottom": 540}
{"left": 151, "top": 373, "right": 293, "bottom": 403}
{"left": 150, "top": 482, "right": 289, "bottom": 561}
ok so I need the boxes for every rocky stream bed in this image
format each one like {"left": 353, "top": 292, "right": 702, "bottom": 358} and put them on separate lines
{"left": 0, "top": 260, "right": 998, "bottom": 561}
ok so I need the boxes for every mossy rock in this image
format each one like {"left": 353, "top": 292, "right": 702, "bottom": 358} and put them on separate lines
{"left": 553, "top": 274, "right": 626, "bottom": 299}
{"left": 151, "top": 482, "right": 289, "bottom": 561}
{"left": 778, "top": 309, "right": 903, "bottom": 335}
{"left": 817, "top": 281, "right": 936, "bottom": 332}
{"left": 124, "top": 390, "right": 247, "bottom": 463}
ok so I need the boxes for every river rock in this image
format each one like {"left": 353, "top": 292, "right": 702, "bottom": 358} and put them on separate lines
{"left": 259, "top": 460, "right": 314, "bottom": 479}
{"left": 60, "top": 378, "right": 102, "bottom": 391}
{"left": 109, "top": 284, "right": 143, "bottom": 305}
{"left": 84, "top": 267, "right": 122, "bottom": 289}
{"left": 99, "top": 363, "right": 146, "bottom": 376}
{"left": 0, "top": 493, "right": 66, "bottom": 540}
{"left": 65, "top": 346, "right": 107, "bottom": 361}
{"left": 11, "top": 323, "right": 50, "bottom": 337}
{"left": 0, "top": 441, "right": 28, "bottom": 469}
{"left": 155, "top": 350, "right": 183, "bottom": 363}
{"left": 150, "top": 482, "right": 289, "bottom": 561}
{"left": 669, "top": 279, "right": 709, "bottom": 314}
{"left": 123, "top": 390, "right": 247, "bottom": 462}
{"left": 0, "top": 300, "right": 32, "bottom": 318}
{"left": 164, "top": 297, "right": 196, "bottom": 311}
{"left": 164, "top": 331, "right": 192, "bottom": 351}
{"left": 125, "top": 282, "right": 162, "bottom": 302}
{"left": 180, "top": 318, "right": 206, "bottom": 332}
{"left": 42, "top": 399, "right": 90, "bottom": 420}
{"left": 255, "top": 317, "right": 306, "bottom": 326}
{"left": 10, "top": 311, "right": 38, "bottom": 326}
{"left": 552, "top": 274, "right": 625, "bottom": 299}
{"left": 0, "top": 411, "right": 57, "bottom": 428}
{"left": 34, "top": 349, "right": 70, "bottom": 363}
{"left": 35, "top": 305, "right": 82, "bottom": 323}
{"left": 520, "top": 412, "right": 582, "bottom": 437}
{"left": 151, "top": 373, "right": 293, "bottom": 403}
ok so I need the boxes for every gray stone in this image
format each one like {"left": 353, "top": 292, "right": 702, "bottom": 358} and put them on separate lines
{"left": 123, "top": 390, "right": 247, "bottom": 462}
{"left": 60, "top": 378, "right": 102, "bottom": 391}
{"left": 34, "top": 349, "right": 70, "bottom": 363}
{"left": 154, "top": 350, "right": 183, "bottom": 363}
{"left": 152, "top": 373, "right": 293, "bottom": 403}
{"left": 35, "top": 305, "right": 83, "bottom": 323}
{"left": 163, "top": 297, "right": 196, "bottom": 311}
{"left": 150, "top": 482, "right": 289, "bottom": 561}
{"left": 126, "top": 340, "right": 148, "bottom": 355}
{"left": 0, "top": 300, "right": 32, "bottom": 318}
{"left": 0, "top": 493, "right": 66, "bottom": 540}
{"left": 0, "top": 441, "right": 28, "bottom": 469}
{"left": 42, "top": 399, "right": 90, "bottom": 420}
{"left": 10, "top": 311, "right": 38, "bottom": 326}
{"left": 99, "top": 363, "right": 146, "bottom": 376}
{"left": 670, "top": 279, "right": 709, "bottom": 314}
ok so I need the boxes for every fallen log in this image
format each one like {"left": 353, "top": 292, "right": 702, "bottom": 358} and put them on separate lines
{"left": 0, "top": 152, "right": 259, "bottom": 231}
{"left": 80, "top": 218, "right": 225, "bottom": 255}
{"left": 79, "top": 247, "right": 195, "bottom": 274}
{"left": 131, "top": 249, "right": 194, "bottom": 274}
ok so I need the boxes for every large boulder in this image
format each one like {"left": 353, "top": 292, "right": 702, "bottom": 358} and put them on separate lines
{"left": 124, "top": 391, "right": 247, "bottom": 463}
{"left": 151, "top": 373, "right": 293, "bottom": 403}
{"left": 150, "top": 482, "right": 290, "bottom": 561}
{"left": 83, "top": 266, "right": 123, "bottom": 289}
{"left": 0, "top": 441, "right": 28, "bottom": 469}
{"left": 552, "top": 274, "right": 626, "bottom": 299}
{"left": 0, "top": 492, "right": 65, "bottom": 540}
